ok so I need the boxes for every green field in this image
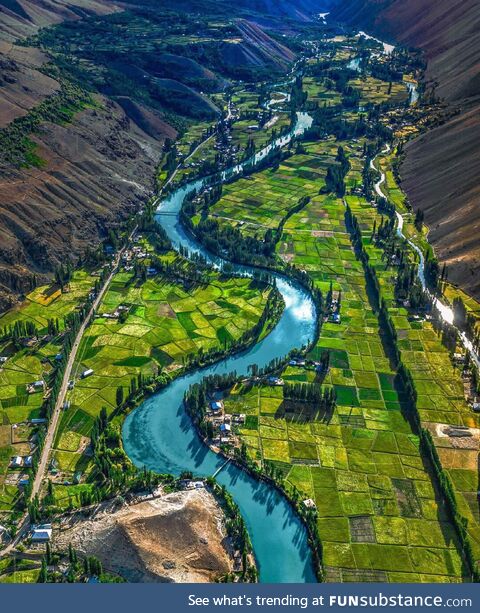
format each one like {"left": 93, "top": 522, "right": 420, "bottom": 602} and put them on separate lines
{"left": 0, "top": 271, "right": 94, "bottom": 333}
{"left": 205, "top": 149, "right": 330, "bottom": 236}
{"left": 201, "top": 78, "right": 477, "bottom": 578}
{"left": 0, "top": 272, "right": 95, "bottom": 512}
{"left": 304, "top": 77, "right": 342, "bottom": 107}
{"left": 220, "top": 167, "right": 466, "bottom": 580}
{"left": 49, "top": 261, "right": 273, "bottom": 502}
{"left": 2, "top": 21, "right": 479, "bottom": 584}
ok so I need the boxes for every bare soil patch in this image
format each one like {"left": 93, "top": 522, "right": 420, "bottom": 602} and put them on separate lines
{"left": 55, "top": 489, "right": 232, "bottom": 583}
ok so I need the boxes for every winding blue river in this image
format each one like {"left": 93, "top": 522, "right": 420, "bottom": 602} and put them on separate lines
{"left": 123, "top": 113, "right": 318, "bottom": 583}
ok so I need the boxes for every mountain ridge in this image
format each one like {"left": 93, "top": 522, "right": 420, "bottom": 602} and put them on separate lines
{"left": 332, "top": 0, "right": 480, "bottom": 300}
{"left": 0, "top": 0, "right": 324, "bottom": 309}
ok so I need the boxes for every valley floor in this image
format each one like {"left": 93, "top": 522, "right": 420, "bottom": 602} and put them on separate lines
{"left": 1, "top": 24, "right": 480, "bottom": 585}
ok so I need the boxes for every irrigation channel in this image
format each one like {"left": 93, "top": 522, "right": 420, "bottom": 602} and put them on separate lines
{"left": 123, "top": 109, "right": 319, "bottom": 583}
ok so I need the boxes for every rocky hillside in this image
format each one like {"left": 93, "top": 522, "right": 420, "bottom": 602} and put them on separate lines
{"left": 0, "top": 0, "right": 118, "bottom": 41}
{"left": 55, "top": 489, "right": 233, "bottom": 583}
{"left": 0, "top": 0, "right": 319, "bottom": 310}
{"left": 0, "top": 38, "right": 177, "bottom": 311}
{"left": 332, "top": 0, "right": 480, "bottom": 299}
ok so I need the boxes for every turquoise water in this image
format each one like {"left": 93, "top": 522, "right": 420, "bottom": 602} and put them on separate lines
{"left": 123, "top": 113, "right": 318, "bottom": 583}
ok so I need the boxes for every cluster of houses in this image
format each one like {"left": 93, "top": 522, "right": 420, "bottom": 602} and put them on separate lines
{"left": 102, "top": 304, "right": 130, "bottom": 320}
{"left": 212, "top": 134, "right": 239, "bottom": 163}
{"left": 205, "top": 400, "right": 246, "bottom": 447}
{"left": 121, "top": 238, "right": 149, "bottom": 272}
{"left": 26, "top": 379, "right": 46, "bottom": 394}
{"left": 8, "top": 420, "right": 42, "bottom": 489}
{"left": 10, "top": 454, "right": 33, "bottom": 469}
{"left": 205, "top": 108, "right": 239, "bottom": 164}
{"left": 180, "top": 479, "right": 205, "bottom": 490}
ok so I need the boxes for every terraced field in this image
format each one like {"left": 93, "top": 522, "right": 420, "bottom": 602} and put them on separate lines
{"left": 349, "top": 77, "right": 408, "bottom": 106}
{"left": 348, "top": 168, "right": 480, "bottom": 567}
{"left": 0, "top": 556, "right": 40, "bottom": 583}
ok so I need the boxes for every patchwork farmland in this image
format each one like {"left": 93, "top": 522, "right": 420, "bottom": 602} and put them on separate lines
{"left": 49, "top": 259, "right": 273, "bottom": 506}
{"left": 0, "top": 272, "right": 95, "bottom": 511}
{"left": 199, "top": 120, "right": 479, "bottom": 580}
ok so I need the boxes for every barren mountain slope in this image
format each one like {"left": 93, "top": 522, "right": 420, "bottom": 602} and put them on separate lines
{"left": 0, "top": 40, "right": 175, "bottom": 309}
{"left": 231, "top": 20, "right": 295, "bottom": 70}
{"left": 332, "top": 0, "right": 480, "bottom": 299}
{"left": 0, "top": 1, "right": 311, "bottom": 310}
{"left": 0, "top": 0, "right": 118, "bottom": 41}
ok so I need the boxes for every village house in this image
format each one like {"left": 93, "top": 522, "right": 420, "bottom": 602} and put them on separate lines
{"left": 0, "top": 524, "right": 8, "bottom": 544}
{"left": 27, "top": 380, "right": 46, "bottom": 394}
{"left": 31, "top": 524, "right": 52, "bottom": 543}
{"left": 181, "top": 480, "right": 205, "bottom": 490}
{"left": 10, "top": 456, "right": 23, "bottom": 468}
{"left": 208, "top": 400, "right": 224, "bottom": 414}
{"left": 102, "top": 312, "right": 119, "bottom": 319}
